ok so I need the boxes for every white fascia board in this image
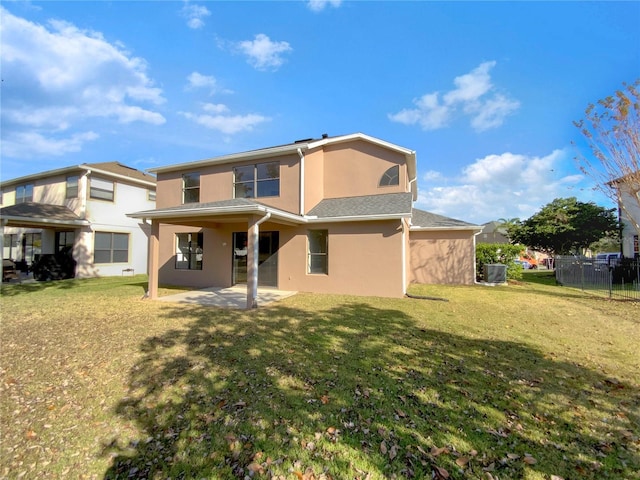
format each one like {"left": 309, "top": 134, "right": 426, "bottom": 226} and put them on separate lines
{"left": 305, "top": 213, "right": 411, "bottom": 223}
{"left": 3, "top": 216, "right": 90, "bottom": 227}
{"left": 80, "top": 166, "right": 156, "bottom": 188}
{"left": 410, "top": 226, "right": 483, "bottom": 232}
{"left": 148, "top": 144, "right": 307, "bottom": 174}
{"left": 127, "top": 204, "right": 306, "bottom": 224}
{"left": 127, "top": 204, "right": 268, "bottom": 219}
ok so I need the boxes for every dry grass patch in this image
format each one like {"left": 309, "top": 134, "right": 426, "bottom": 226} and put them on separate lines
{"left": 1, "top": 274, "right": 638, "bottom": 479}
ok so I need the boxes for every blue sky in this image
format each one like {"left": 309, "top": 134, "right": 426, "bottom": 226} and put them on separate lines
{"left": 1, "top": 0, "right": 639, "bottom": 224}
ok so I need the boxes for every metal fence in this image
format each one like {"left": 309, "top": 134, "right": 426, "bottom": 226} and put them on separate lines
{"left": 554, "top": 256, "right": 640, "bottom": 301}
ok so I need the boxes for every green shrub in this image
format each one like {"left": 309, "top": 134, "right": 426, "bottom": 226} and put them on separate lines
{"left": 476, "top": 243, "right": 525, "bottom": 281}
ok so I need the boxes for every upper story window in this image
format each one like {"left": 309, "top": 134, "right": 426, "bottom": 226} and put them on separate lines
{"left": 233, "top": 161, "right": 280, "bottom": 198}
{"left": 90, "top": 177, "right": 114, "bottom": 201}
{"left": 182, "top": 173, "right": 200, "bottom": 203}
{"left": 148, "top": 189, "right": 156, "bottom": 201}
{"left": 66, "top": 176, "right": 79, "bottom": 199}
{"left": 16, "top": 184, "right": 34, "bottom": 203}
{"left": 379, "top": 165, "right": 399, "bottom": 187}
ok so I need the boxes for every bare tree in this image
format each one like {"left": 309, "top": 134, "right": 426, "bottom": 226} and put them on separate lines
{"left": 574, "top": 80, "right": 640, "bottom": 244}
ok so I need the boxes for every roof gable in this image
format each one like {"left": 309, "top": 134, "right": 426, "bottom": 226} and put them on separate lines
{"left": 410, "top": 208, "right": 480, "bottom": 230}
{"left": 1, "top": 162, "right": 155, "bottom": 187}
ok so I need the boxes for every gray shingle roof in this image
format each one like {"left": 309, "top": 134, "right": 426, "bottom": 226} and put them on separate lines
{"left": 411, "top": 208, "right": 479, "bottom": 229}
{"left": 0, "top": 202, "right": 89, "bottom": 224}
{"left": 307, "top": 193, "right": 413, "bottom": 218}
{"left": 85, "top": 162, "right": 156, "bottom": 184}
{"left": 143, "top": 198, "right": 259, "bottom": 214}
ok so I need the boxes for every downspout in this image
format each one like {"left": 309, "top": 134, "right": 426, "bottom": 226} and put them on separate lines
{"left": 473, "top": 229, "right": 483, "bottom": 285}
{"left": 408, "top": 176, "right": 417, "bottom": 200}
{"left": 402, "top": 219, "right": 407, "bottom": 295}
{"left": 0, "top": 218, "right": 7, "bottom": 282}
{"left": 248, "top": 212, "right": 272, "bottom": 308}
{"left": 297, "top": 148, "right": 305, "bottom": 215}
{"left": 80, "top": 169, "right": 91, "bottom": 219}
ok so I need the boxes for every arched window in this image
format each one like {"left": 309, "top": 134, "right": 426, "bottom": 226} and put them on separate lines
{"left": 379, "top": 165, "right": 399, "bottom": 186}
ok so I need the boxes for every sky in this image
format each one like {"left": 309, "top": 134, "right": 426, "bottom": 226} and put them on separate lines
{"left": 1, "top": 0, "right": 639, "bottom": 224}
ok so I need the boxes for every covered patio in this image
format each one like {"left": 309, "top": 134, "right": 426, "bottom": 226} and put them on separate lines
{"left": 155, "top": 285, "right": 297, "bottom": 309}
{"left": 129, "top": 199, "right": 305, "bottom": 309}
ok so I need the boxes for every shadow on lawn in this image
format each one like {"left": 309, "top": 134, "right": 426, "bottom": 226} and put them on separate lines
{"left": 103, "top": 302, "right": 639, "bottom": 479}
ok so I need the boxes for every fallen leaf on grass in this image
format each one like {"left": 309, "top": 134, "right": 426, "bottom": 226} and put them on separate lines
{"left": 550, "top": 476, "right": 565, "bottom": 480}
{"left": 247, "top": 462, "right": 264, "bottom": 474}
{"left": 431, "top": 446, "right": 449, "bottom": 456}
{"left": 25, "top": 430, "right": 37, "bottom": 440}
{"left": 380, "top": 441, "right": 387, "bottom": 455}
{"left": 434, "top": 466, "right": 449, "bottom": 479}
{"left": 389, "top": 444, "right": 397, "bottom": 460}
{"left": 523, "top": 454, "right": 537, "bottom": 465}
{"left": 320, "top": 395, "right": 330, "bottom": 405}
{"left": 455, "top": 456, "right": 469, "bottom": 467}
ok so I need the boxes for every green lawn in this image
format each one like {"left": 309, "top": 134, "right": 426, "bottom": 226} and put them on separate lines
{"left": 1, "top": 274, "right": 638, "bottom": 479}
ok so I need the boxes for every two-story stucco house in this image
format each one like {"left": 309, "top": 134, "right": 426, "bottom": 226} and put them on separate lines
{"left": 1, "top": 162, "right": 156, "bottom": 279}
{"left": 130, "top": 133, "right": 480, "bottom": 307}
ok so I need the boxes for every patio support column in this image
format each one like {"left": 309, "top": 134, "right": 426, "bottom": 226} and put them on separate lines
{"left": 247, "top": 215, "right": 259, "bottom": 309}
{"left": 0, "top": 219, "right": 6, "bottom": 283}
{"left": 246, "top": 212, "right": 271, "bottom": 309}
{"left": 147, "top": 219, "right": 159, "bottom": 299}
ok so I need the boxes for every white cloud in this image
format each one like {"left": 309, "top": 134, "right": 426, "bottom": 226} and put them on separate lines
{"left": 202, "top": 103, "right": 230, "bottom": 114}
{"left": 307, "top": 0, "right": 342, "bottom": 12}
{"left": 2, "top": 131, "right": 99, "bottom": 158}
{"left": 180, "top": 104, "right": 269, "bottom": 135}
{"left": 237, "top": 34, "right": 292, "bottom": 71}
{"left": 389, "top": 61, "right": 519, "bottom": 132}
{"left": 186, "top": 71, "right": 217, "bottom": 92}
{"left": 181, "top": 2, "right": 211, "bottom": 29}
{"left": 416, "top": 149, "right": 588, "bottom": 224}
{"left": 423, "top": 170, "right": 444, "bottom": 182}
{"left": 389, "top": 93, "right": 451, "bottom": 130}
{"left": 0, "top": 8, "right": 165, "bottom": 158}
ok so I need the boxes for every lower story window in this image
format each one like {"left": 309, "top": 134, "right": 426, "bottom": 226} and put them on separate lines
{"left": 307, "top": 229, "right": 328, "bottom": 274}
{"left": 3, "top": 234, "right": 18, "bottom": 260}
{"left": 94, "top": 232, "right": 129, "bottom": 264}
{"left": 56, "top": 231, "right": 75, "bottom": 253}
{"left": 176, "top": 232, "right": 203, "bottom": 270}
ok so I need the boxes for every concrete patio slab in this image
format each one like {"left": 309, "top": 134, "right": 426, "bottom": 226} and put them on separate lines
{"left": 156, "top": 285, "right": 297, "bottom": 309}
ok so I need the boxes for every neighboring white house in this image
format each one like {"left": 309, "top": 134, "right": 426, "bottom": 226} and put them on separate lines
{"left": 1, "top": 162, "right": 156, "bottom": 278}
{"left": 611, "top": 172, "right": 640, "bottom": 259}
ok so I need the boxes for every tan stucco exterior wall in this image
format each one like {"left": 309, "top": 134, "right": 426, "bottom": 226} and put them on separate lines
{"left": 410, "top": 230, "right": 477, "bottom": 285}
{"left": 303, "top": 148, "right": 325, "bottom": 214}
{"left": 156, "top": 219, "right": 406, "bottom": 297}
{"left": 278, "top": 220, "right": 405, "bottom": 297}
{"left": 323, "top": 140, "right": 407, "bottom": 199}
{"left": 156, "top": 154, "right": 301, "bottom": 214}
